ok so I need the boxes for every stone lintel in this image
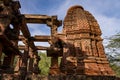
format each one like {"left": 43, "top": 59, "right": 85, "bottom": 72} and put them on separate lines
{"left": 19, "top": 35, "right": 50, "bottom": 42}
{"left": 24, "top": 14, "right": 62, "bottom": 27}
{"left": 47, "top": 47, "right": 63, "bottom": 57}
{"left": 19, "top": 45, "right": 48, "bottom": 50}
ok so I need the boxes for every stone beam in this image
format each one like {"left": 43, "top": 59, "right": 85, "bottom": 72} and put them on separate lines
{"left": 19, "top": 16, "right": 37, "bottom": 51}
{"left": 20, "top": 15, "right": 31, "bottom": 38}
{"left": 19, "top": 35, "right": 50, "bottom": 42}
{"left": 24, "top": 14, "right": 51, "bottom": 24}
{"left": 24, "top": 14, "right": 62, "bottom": 27}
{"left": 19, "top": 45, "right": 48, "bottom": 50}
{"left": 19, "top": 35, "right": 37, "bottom": 52}
{"left": 32, "top": 35, "right": 50, "bottom": 42}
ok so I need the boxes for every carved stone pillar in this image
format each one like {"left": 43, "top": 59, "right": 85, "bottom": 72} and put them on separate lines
{"left": 91, "top": 40, "right": 99, "bottom": 57}
{"left": 0, "top": 1, "right": 19, "bottom": 71}
{"left": 33, "top": 54, "right": 40, "bottom": 74}
{"left": 47, "top": 16, "right": 62, "bottom": 76}
{"left": 51, "top": 16, "right": 58, "bottom": 37}
{"left": 14, "top": 56, "right": 22, "bottom": 75}
{"left": 28, "top": 58, "right": 34, "bottom": 73}
{"left": 22, "top": 49, "right": 28, "bottom": 67}
{"left": 0, "top": 2, "right": 12, "bottom": 34}
{"left": 25, "top": 47, "right": 40, "bottom": 75}
{"left": 60, "top": 39, "right": 67, "bottom": 74}
{"left": 3, "top": 52, "right": 14, "bottom": 69}
{"left": 19, "top": 44, "right": 29, "bottom": 80}
{"left": 28, "top": 48, "right": 34, "bottom": 74}
{"left": 96, "top": 40, "right": 106, "bottom": 58}
{"left": 0, "top": 43, "right": 2, "bottom": 65}
{"left": 47, "top": 44, "right": 63, "bottom": 76}
{"left": 50, "top": 56, "right": 60, "bottom": 75}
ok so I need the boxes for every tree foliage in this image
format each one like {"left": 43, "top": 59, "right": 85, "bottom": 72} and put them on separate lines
{"left": 105, "top": 32, "right": 120, "bottom": 77}
{"left": 38, "top": 52, "right": 51, "bottom": 75}
{"left": 38, "top": 52, "right": 61, "bottom": 75}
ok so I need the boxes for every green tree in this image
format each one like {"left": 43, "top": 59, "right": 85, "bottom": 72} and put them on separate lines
{"left": 38, "top": 52, "right": 62, "bottom": 75}
{"left": 38, "top": 52, "right": 51, "bottom": 75}
{"left": 105, "top": 32, "right": 120, "bottom": 77}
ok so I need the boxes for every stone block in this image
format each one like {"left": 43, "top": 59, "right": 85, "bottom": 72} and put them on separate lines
{"left": 77, "top": 62, "right": 84, "bottom": 66}
{"left": 76, "top": 67, "right": 85, "bottom": 75}
{"left": 49, "top": 68, "right": 60, "bottom": 75}
{"left": 47, "top": 48, "right": 63, "bottom": 57}
{"left": 67, "top": 62, "right": 77, "bottom": 66}
{"left": 66, "top": 68, "right": 76, "bottom": 75}
{"left": 85, "top": 63, "right": 102, "bottom": 75}
{"left": 66, "top": 66, "right": 76, "bottom": 70}
{"left": 83, "top": 59, "right": 96, "bottom": 63}
{"left": 97, "top": 64, "right": 108, "bottom": 76}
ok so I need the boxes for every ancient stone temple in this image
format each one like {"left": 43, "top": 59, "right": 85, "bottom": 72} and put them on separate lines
{"left": 0, "top": 0, "right": 117, "bottom": 80}
{"left": 60, "top": 5, "right": 115, "bottom": 80}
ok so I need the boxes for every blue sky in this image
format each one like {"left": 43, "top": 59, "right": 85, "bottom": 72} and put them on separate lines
{"left": 19, "top": 0, "right": 120, "bottom": 46}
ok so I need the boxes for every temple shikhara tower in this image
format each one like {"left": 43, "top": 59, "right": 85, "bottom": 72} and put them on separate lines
{"left": 60, "top": 5, "right": 115, "bottom": 79}
{"left": 0, "top": 0, "right": 116, "bottom": 80}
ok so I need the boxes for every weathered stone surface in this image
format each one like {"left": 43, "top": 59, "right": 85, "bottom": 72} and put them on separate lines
{"left": 60, "top": 5, "right": 116, "bottom": 79}
{"left": 0, "top": 0, "right": 117, "bottom": 80}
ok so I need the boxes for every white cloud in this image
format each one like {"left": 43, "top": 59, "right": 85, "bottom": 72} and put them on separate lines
{"left": 48, "top": 0, "right": 120, "bottom": 49}
{"left": 19, "top": 0, "right": 120, "bottom": 47}
{"left": 27, "top": 24, "right": 50, "bottom": 36}
{"left": 95, "top": 14, "right": 120, "bottom": 37}
{"left": 51, "top": 0, "right": 120, "bottom": 37}
{"left": 20, "top": 0, "right": 39, "bottom": 14}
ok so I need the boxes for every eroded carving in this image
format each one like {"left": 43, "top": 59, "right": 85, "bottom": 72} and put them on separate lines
{"left": 0, "top": 1, "right": 116, "bottom": 80}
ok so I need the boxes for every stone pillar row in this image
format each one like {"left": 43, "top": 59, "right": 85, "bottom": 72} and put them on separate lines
{"left": 0, "top": 0, "right": 18, "bottom": 70}
{"left": 0, "top": 1, "right": 40, "bottom": 78}
{"left": 14, "top": 47, "right": 40, "bottom": 77}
